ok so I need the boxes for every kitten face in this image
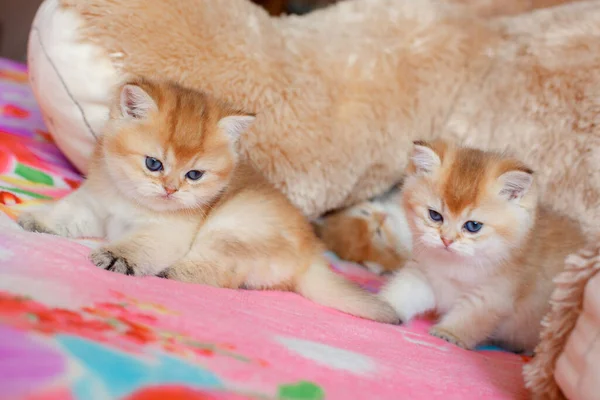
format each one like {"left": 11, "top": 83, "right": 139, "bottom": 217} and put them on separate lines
{"left": 403, "top": 140, "right": 536, "bottom": 267}
{"left": 101, "top": 80, "right": 254, "bottom": 212}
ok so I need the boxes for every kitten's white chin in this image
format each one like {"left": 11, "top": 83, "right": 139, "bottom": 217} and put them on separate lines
{"left": 146, "top": 199, "right": 188, "bottom": 212}
{"left": 426, "top": 245, "right": 465, "bottom": 260}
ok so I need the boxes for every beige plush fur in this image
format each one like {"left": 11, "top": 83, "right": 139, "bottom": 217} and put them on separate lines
{"left": 56, "top": 0, "right": 599, "bottom": 228}
{"left": 523, "top": 244, "right": 600, "bottom": 399}
{"left": 18, "top": 78, "right": 399, "bottom": 324}
{"left": 444, "top": 0, "right": 585, "bottom": 17}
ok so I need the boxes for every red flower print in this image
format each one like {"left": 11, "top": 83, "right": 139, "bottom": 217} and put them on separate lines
{"left": 0, "top": 294, "right": 47, "bottom": 315}
{"left": 0, "top": 191, "right": 21, "bottom": 206}
{"left": 2, "top": 104, "right": 29, "bottom": 119}
{"left": 90, "top": 302, "right": 158, "bottom": 325}
{"left": 64, "top": 178, "right": 82, "bottom": 190}
{"left": 0, "top": 292, "right": 255, "bottom": 366}
{"left": 193, "top": 348, "right": 215, "bottom": 357}
{"left": 34, "top": 129, "right": 54, "bottom": 143}
{"left": 219, "top": 343, "right": 237, "bottom": 351}
{"left": 125, "top": 386, "right": 225, "bottom": 400}
{"left": 257, "top": 359, "right": 269, "bottom": 367}
{"left": 123, "top": 324, "right": 157, "bottom": 345}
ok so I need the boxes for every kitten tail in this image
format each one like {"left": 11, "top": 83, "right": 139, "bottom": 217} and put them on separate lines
{"left": 294, "top": 259, "right": 400, "bottom": 323}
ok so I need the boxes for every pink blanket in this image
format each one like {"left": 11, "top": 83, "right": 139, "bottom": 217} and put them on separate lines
{"left": 0, "top": 58, "right": 529, "bottom": 399}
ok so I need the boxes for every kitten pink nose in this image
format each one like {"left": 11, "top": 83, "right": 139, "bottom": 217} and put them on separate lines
{"left": 163, "top": 186, "right": 178, "bottom": 195}
{"left": 441, "top": 237, "right": 454, "bottom": 247}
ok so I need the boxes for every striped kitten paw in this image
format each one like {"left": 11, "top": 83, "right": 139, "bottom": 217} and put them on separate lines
{"left": 429, "top": 325, "right": 469, "bottom": 349}
{"left": 18, "top": 213, "right": 56, "bottom": 235}
{"left": 90, "top": 248, "right": 136, "bottom": 276}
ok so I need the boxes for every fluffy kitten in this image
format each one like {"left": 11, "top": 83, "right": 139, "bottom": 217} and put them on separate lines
{"left": 315, "top": 187, "right": 412, "bottom": 275}
{"left": 18, "top": 78, "right": 398, "bottom": 324}
{"left": 379, "top": 140, "right": 586, "bottom": 352}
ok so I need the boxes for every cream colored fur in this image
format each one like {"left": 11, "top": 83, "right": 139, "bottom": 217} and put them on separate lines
{"left": 379, "top": 141, "right": 587, "bottom": 352}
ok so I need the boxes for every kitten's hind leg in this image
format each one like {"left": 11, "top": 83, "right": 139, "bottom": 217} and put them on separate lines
{"left": 158, "top": 256, "right": 242, "bottom": 289}
{"left": 18, "top": 185, "right": 104, "bottom": 238}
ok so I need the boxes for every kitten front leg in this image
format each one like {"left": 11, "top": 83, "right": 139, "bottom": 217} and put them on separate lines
{"left": 429, "top": 286, "right": 511, "bottom": 350}
{"left": 18, "top": 186, "right": 104, "bottom": 238}
{"left": 378, "top": 262, "right": 436, "bottom": 322}
{"left": 91, "top": 221, "right": 197, "bottom": 277}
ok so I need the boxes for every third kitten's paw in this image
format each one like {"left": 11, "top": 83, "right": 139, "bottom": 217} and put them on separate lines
{"left": 90, "top": 248, "right": 136, "bottom": 276}
{"left": 155, "top": 269, "right": 171, "bottom": 279}
{"left": 429, "top": 326, "right": 469, "bottom": 349}
{"left": 18, "top": 213, "right": 55, "bottom": 234}
{"left": 363, "top": 261, "right": 385, "bottom": 275}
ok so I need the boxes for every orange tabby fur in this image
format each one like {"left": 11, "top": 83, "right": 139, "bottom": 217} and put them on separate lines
{"left": 19, "top": 78, "right": 398, "bottom": 324}
{"left": 316, "top": 197, "right": 410, "bottom": 274}
{"left": 380, "top": 140, "right": 586, "bottom": 352}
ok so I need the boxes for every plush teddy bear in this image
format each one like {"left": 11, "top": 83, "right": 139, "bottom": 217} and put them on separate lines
{"left": 28, "top": 0, "right": 598, "bottom": 230}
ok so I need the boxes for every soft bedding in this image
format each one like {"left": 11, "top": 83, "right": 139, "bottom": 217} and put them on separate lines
{"left": 0, "top": 58, "right": 530, "bottom": 399}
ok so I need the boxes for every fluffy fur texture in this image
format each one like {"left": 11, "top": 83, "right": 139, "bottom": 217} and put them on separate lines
{"left": 18, "top": 78, "right": 398, "bottom": 324}
{"left": 379, "top": 140, "right": 586, "bottom": 352}
{"left": 315, "top": 187, "right": 412, "bottom": 275}
{"left": 35, "top": 0, "right": 599, "bottom": 228}
{"left": 523, "top": 244, "right": 600, "bottom": 399}
{"left": 445, "top": 0, "right": 585, "bottom": 17}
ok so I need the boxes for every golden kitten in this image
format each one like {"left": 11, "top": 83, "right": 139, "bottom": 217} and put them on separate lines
{"left": 379, "top": 140, "right": 586, "bottom": 352}
{"left": 18, "top": 78, "right": 398, "bottom": 324}
{"left": 315, "top": 189, "right": 412, "bottom": 275}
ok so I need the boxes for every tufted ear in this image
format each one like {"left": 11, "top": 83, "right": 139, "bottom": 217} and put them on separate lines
{"left": 410, "top": 140, "right": 442, "bottom": 175}
{"left": 218, "top": 114, "right": 256, "bottom": 142}
{"left": 120, "top": 84, "right": 157, "bottom": 119}
{"left": 498, "top": 169, "right": 534, "bottom": 201}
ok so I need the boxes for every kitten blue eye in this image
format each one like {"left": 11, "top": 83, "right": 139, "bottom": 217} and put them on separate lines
{"left": 429, "top": 209, "right": 443, "bottom": 222}
{"left": 464, "top": 221, "right": 483, "bottom": 233}
{"left": 145, "top": 156, "right": 163, "bottom": 172}
{"left": 185, "top": 170, "right": 204, "bottom": 181}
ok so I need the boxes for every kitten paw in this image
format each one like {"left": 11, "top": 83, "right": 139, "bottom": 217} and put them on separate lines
{"left": 90, "top": 249, "right": 136, "bottom": 276}
{"left": 17, "top": 213, "right": 55, "bottom": 234}
{"left": 363, "top": 261, "right": 385, "bottom": 275}
{"left": 429, "top": 326, "right": 469, "bottom": 349}
{"left": 156, "top": 269, "right": 170, "bottom": 279}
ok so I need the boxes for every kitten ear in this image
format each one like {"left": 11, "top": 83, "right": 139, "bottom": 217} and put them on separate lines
{"left": 498, "top": 170, "right": 534, "bottom": 201}
{"left": 410, "top": 141, "right": 441, "bottom": 174}
{"left": 218, "top": 115, "right": 256, "bottom": 142}
{"left": 120, "top": 84, "right": 157, "bottom": 119}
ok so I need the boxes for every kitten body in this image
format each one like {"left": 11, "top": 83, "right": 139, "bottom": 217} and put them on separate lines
{"left": 316, "top": 186, "right": 412, "bottom": 275}
{"left": 19, "top": 78, "right": 398, "bottom": 324}
{"left": 379, "top": 140, "right": 586, "bottom": 352}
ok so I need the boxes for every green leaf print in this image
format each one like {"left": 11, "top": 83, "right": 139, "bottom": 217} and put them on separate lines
{"left": 15, "top": 163, "right": 53, "bottom": 186}
{"left": 278, "top": 381, "right": 325, "bottom": 400}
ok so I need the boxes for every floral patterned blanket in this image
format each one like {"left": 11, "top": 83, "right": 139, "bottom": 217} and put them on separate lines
{"left": 0, "top": 58, "right": 530, "bottom": 399}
